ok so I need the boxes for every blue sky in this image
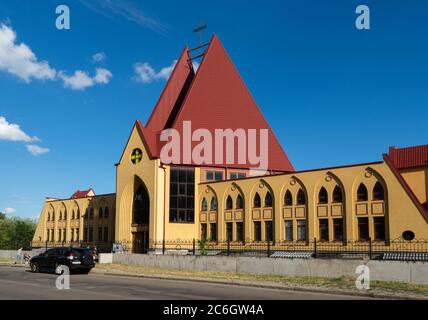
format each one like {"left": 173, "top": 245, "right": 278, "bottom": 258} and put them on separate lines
{"left": 0, "top": 0, "right": 427, "bottom": 219}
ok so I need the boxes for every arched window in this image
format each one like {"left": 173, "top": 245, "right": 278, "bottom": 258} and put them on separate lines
{"left": 253, "top": 193, "right": 261, "bottom": 208}
{"left": 52, "top": 211, "right": 55, "bottom": 221}
{"left": 284, "top": 190, "right": 293, "bottom": 206}
{"left": 90, "top": 208, "right": 94, "bottom": 219}
{"left": 64, "top": 210, "right": 67, "bottom": 220}
{"left": 47, "top": 212, "right": 50, "bottom": 221}
{"left": 318, "top": 187, "right": 328, "bottom": 204}
{"left": 210, "top": 197, "right": 217, "bottom": 211}
{"left": 201, "top": 198, "right": 208, "bottom": 211}
{"left": 265, "top": 192, "right": 273, "bottom": 207}
{"left": 84, "top": 209, "right": 88, "bottom": 220}
{"left": 72, "top": 211, "right": 75, "bottom": 220}
{"left": 226, "top": 196, "right": 233, "bottom": 210}
{"left": 59, "top": 212, "right": 62, "bottom": 220}
{"left": 296, "top": 189, "right": 306, "bottom": 205}
{"left": 133, "top": 185, "right": 150, "bottom": 225}
{"left": 357, "top": 183, "right": 368, "bottom": 201}
{"left": 373, "top": 182, "right": 385, "bottom": 201}
{"left": 104, "top": 207, "right": 109, "bottom": 219}
{"left": 236, "top": 195, "right": 243, "bottom": 209}
{"left": 99, "top": 208, "right": 103, "bottom": 219}
{"left": 76, "top": 209, "right": 80, "bottom": 219}
{"left": 333, "top": 186, "right": 343, "bottom": 203}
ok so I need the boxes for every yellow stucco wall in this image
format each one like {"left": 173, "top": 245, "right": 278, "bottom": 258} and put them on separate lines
{"left": 199, "top": 162, "right": 428, "bottom": 242}
{"left": 115, "top": 124, "right": 164, "bottom": 245}
{"left": 401, "top": 168, "right": 428, "bottom": 206}
{"left": 32, "top": 122, "right": 428, "bottom": 249}
{"left": 32, "top": 194, "right": 116, "bottom": 244}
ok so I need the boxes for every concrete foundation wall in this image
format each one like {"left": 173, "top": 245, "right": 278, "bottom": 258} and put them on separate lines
{"left": 0, "top": 249, "right": 47, "bottom": 260}
{"left": 112, "top": 254, "right": 428, "bottom": 285}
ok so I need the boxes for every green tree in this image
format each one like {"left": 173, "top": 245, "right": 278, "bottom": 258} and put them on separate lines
{"left": 0, "top": 216, "right": 36, "bottom": 250}
{"left": 0, "top": 212, "right": 5, "bottom": 220}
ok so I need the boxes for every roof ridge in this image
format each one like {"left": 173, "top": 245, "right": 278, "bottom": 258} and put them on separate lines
{"left": 145, "top": 47, "right": 195, "bottom": 132}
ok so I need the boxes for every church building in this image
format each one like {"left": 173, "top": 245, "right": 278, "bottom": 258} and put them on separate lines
{"left": 33, "top": 35, "right": 428, "bottom": 253}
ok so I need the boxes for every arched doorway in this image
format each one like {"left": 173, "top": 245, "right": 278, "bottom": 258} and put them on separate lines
{"left": 132, "top": 180, "right": 150, "bottom": 253}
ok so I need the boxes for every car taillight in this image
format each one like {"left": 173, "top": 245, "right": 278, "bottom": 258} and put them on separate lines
{"left": 67, "top": 252, "right": 75, "bottom": 260}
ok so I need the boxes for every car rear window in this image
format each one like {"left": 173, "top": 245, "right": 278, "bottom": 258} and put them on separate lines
{"left": 69, "top": 249, "right": 91, "bottom": 258}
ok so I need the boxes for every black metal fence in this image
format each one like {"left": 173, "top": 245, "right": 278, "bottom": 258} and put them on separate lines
{"left": 30, "top": 241, "right": 114, "bottom": 253}
{"left": 28, "top": 238, "right": 428, "bottom": 262}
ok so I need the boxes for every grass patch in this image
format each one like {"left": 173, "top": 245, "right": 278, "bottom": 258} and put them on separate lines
{"left": 0, "top": 258, "right": 15, "bottom": 263}
{"left": 370, "top": 280, "right": 428, "bottom": 294}
{"left": 95, "top": 263, "right": 428, "bottom": 295}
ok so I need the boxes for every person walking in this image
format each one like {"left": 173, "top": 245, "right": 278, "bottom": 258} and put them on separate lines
{"left": 16, "top": 247, "right": 23, "bottom": 264}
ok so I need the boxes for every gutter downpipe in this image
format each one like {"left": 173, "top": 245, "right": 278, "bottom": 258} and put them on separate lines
{"left": 159, "top": 162, "right": 167, "bottom": 253}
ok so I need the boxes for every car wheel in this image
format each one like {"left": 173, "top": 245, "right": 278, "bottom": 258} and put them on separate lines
{"left": 30, "top": 263, "right": 39, "bottom": 273}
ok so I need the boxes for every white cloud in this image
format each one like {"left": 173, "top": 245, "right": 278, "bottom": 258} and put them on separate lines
{"left": 3, "top": 207, "right": 16, "bottom": 214}
{"left": 0, "top": 24, "right": 56, "bottom": 82}
{"left": 94, "top": 68, "right": 112, "bottom": 84}
{"left": 134, "top": 60, "right": 177, "bottom": 84}
{"left": 155, "top": 60, "right": 177, "bottom": 81}
{"left": 92, "top": 52, "right": 106, "bottom": 62}
{"left": 0, "top": 116, "right": 39, "bottom": 142}
{"left": 192, "top": 61, "right": 200, "bottom": 72}
{"left": 0, "top": 116, "right": 49, "bottom": 156}
{"left": 59, "top": 68, "right": 113, "bottom": 90}
{"left": 134, "top": 62, "right": 156, "bottom": 83}
{"left": 134, "top": 60, "right": 201, "bottom": 84}
{"left": 26, "top": 144, "right": 50, "bottom": 156}
{"left": 0, "top": 24, "right": 113, "bottom": 90}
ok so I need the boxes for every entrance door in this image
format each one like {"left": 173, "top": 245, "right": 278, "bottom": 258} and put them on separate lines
{"left": 132, "top": 232, "right": 148, "bottom": 254}
{"left": 131, "top": 180, "right": 150, "bottom": 254}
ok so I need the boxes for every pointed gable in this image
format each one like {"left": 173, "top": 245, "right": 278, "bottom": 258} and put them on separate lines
{"left": 146, "top": 48, "right": 195, "bottom": 132}
{"left": 168, "top": 35, "right": 294, "bottom": 172}
{"left": 118, "top": 120, "right": 158, "bottom": 165}
{"left": 123, "top": 34, "right": 294, "bottom": 172}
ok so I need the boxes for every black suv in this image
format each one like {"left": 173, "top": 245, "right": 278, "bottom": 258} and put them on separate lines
{"left": 30, "top": 247, "right": 95, "bottom": 275}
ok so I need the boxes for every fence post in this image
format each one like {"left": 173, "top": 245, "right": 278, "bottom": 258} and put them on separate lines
{"left": 227, "top": 240, "right": 230, "bottom": 256}
{"left": 192, "top": 239, "right": 196, "bottom": 256}
{"left": 162, "top": 239, "right": 165, "bottom": 255}
{"left": 267, "top": 241, "right": 271, "bottom": 257}
{"left": 314, "top": 238, "right": 317, "bottom": 258}
{"left": 369, "top": 237, "right": 372, "bottom": 260}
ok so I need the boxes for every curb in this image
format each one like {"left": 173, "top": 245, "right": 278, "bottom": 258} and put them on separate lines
{"left": 91, "top": 268, "right": 424, "bottom": 300}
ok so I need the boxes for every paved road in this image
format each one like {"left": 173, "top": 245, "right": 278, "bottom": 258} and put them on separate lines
{"left": 0, "top": 266, "right": 366, "bottom": 300}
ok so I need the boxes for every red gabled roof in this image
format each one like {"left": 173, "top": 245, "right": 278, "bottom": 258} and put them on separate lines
{"left": 128, "top": 34, "right": 294, "bottom": 172}
{"left": 388, "top": 145, "right": 428, "bottom": 170}
{"left": 146, "top": 48, "right": 195, "bottom": 132}
{"left": 71, "top": 189, "right": 95, "bottom": 199}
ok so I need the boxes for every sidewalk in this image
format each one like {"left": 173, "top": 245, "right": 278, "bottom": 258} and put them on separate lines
{"left": 93, "top": 263, "right": 428, "bottom": 300}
